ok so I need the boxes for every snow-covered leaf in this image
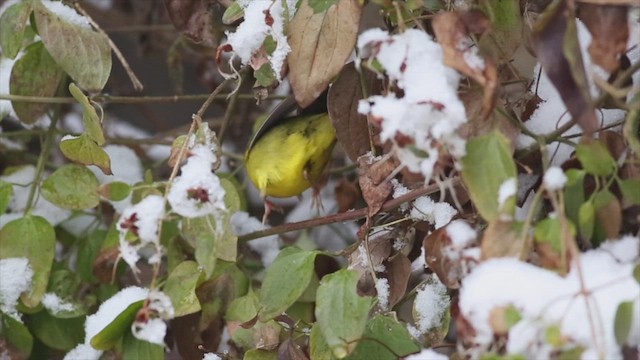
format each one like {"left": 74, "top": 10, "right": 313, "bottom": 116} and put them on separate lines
{"left": 0, "top": 215, "right": 55, "bottom": 308}
{"left": 90, "top": 300, "right": 144, "bottom": 350}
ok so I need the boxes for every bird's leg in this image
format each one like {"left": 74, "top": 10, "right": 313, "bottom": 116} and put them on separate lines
{"left": 303, "top": 168, "right": 325, "bottom": 214}
{"left": 262, "top": 197, "right": 283, "bottom": 224}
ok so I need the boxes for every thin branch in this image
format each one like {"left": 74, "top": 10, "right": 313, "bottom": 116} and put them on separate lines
{"left": 238, "top": 178, "right": 459, "bottom": 242}
{"left": 0, "top": 93, "right": 287, "bottom": 104}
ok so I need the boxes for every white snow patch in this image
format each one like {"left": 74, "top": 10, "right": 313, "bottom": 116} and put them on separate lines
{"left": 0, "top": 258, "right": 33, "bottom": 321}
{"left": 543, "top": 166, "right": 567, "bottom": 191}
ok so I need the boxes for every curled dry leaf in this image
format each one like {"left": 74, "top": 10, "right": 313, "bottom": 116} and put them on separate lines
{"left": 533, "top": 0, "right": 598, "bottom": 135}
{"left": 328, "top": 63, "right": 381, "bottom": 162}
{"left": 335, "top": 178, "right": 360, "bottom": 213}
{"left": 432, "top": 10, "right": 498, "bottom": 120}
{"left": 288, "top": 0, "right": 362, "bottom": 108}
{"left": 579, "top": 3, "right": 629, "bottom": 73}
{"left": 385, "top": 253, "right": 411, "bottom": 309}
{"left": 348, "top": 234, "right": 391, "bottom": 296}
{"left": 164, "top": 0, "right": 220, "bottom": 47}
{"left": 357, "top": 154, "right": 397, "bottom": 218}
{"left": 423, "top": 222, "right": 480, "bottom": 289}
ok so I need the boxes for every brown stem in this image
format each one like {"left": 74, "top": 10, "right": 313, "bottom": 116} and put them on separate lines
{"left": 238, "top": 179, "right": 458, "bottom": 242}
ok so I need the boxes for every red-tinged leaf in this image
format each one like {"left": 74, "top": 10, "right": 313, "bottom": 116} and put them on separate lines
{"left": 10, "top": 41, "right": 66, "bottom": 125}
{"left": 328, "top": 63, "right": 380, "bottom": 162}
{"left": 288, "top": 0, "right": 362, "bottom": 108}
{"left": 579, "top": 3, "right": 629, "bottom": 73}
{"left": 33, "top": 0, "right": 111, "bottom": 92}
{"left": 533, "top": 0, "right": 598, "bottom": 135}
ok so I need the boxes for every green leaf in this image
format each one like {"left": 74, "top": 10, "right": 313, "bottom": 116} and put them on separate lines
{"left": 347, "top": 315, "right": 420, "bottom": 360}
{"left": 41, "top": 164, "right": 100, "bottom": 210}
{"left": 614, "top": 300, "right": 634, "bottom": 345}
{"left": 545, "top": 325, "right": 563, "bottom": 347}
{"left": 618, "top": 178, "right": 640, "bottom": 205}
{"left": 310, "top": 323, "right": 335, "bottom": 360}
{"left": 230, "top": 319, "right": 281, "bottom": 350}
{"left": 316, "top": 269, "right": 373, "bottom": 358}
{"left": 535, "top": 217, "right": 575, "bottom": 252}
{"left": 504, "top": 305, "right": 522, "bottom": 329}
{"left": 68, "top": 83, "right": 105, "bottom": 145}
{"left": 60, "top": 133, "right": 112, "bottom": 175}
{"left": 634, "top": 263, "right": 640, "bottom": 284}
{"left": 461, "top": 131, "right": 517, "bottom": 221}
{"left": 309, "top": 0, "right": 339, "bottom": 13}
{"left": 578, "top": 201, "right": 595, "bottom": 240}
{"left": 243, "top": 349, "right": 279, "bottom": 360}
{"left": 32, "top": 0, "right": 111, "bottom": 92}
{"left": 0, "top": 180, "right": 13, "bottom": 214}
{"left": 479, "top": 0, "right": 522, "bottom": 61}
{"left": 564, "top": 169, "right": 586, "bottom": 226}
{"left": 259, "top": 247, "right": 318, "bottom": 321}
{"left": 181, "top": 216, "right": 217, "bottom": 278}
{"left": 121, "top": 329, "right": 164, "bottom": 359}
{"left": 10, "top": 41, "right": 66, "bottom": 124}
{"left": 576, "top": 140, "right": 616, "bottom": 176}
{"left": 222, "top": 1, "right": 244, "bottom": 25}
{"left": 164, "top": 260, "right": 204, "bottom": 317}
{"left": 226, "top": 290, "right": 259, "bottom": 323}
{"left": 29, "top": 310, "right": 84, "bottom": 351}
{"left": 0, "top": 312, "right": 33, "bottom": 358}
{"left": 99, "top": 181, "right": 132, "bottom": 202}
{"left": 0, "top": 1, "right": 33, "bottom": 59}
{"left": 90, "top": 300, "right": 144, "bottom": 350}
{"left": 77, "top": 229, "right": 107, "bottom": 282}
{"left": 0, "top": 215, "right": 55, "bottom": 307}
{"left": 255, "top": 63, "right": 277, "bottom": 88}
{"left": 623, "top": 92, "right": 640, "bottom": 155}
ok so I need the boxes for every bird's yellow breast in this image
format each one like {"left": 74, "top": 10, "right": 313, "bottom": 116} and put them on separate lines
{"left": 245, "top": 113, "right": 336, "bottom": 198}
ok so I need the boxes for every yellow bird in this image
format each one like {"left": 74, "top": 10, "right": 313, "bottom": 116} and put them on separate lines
{"left": 245, "top": 113, "right": 337, "bottom": 220}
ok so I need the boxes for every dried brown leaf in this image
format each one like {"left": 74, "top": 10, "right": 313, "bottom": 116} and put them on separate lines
{"left": 278, "top": 338, "right": 310, "bottom": 360}
{"left": 533, "top": 0, "right": 598, "bottom": 135}
{"left": 328, "top": 63, "right": 381, "bottom": 162}
{"left": 164, "top": 0, "right": 219, "bottom": 47}
{"left": 357, "top": 155, "right": 396, "bottom": 218}
{"left": 348, "top": 235, "right": 392, "bottom": 296}
{"left": 423, "top": 227, "right": 461, "bottom": 289}
{"left": 433, "top": 11, "right": 498, "bottom": 120}
{"left": 288, "top": 0, "right": 362, "bottom": 108}
{"left": 481, "top": 220, "right": 527, "bottom": 260}
{"left": 580, "top": 3, "right": 629, "bottom": 73}
{"left": 596, "top": 195, "right": 622, "bottom": 239}
{"left": 335, "top": 179, "right": 360, "bottom": 213}
{"left": 386, "top": 253, "right": 411, "bottom": 308}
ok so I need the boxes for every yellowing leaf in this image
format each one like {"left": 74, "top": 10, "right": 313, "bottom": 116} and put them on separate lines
{"left": 288, "top": 0, "right": 361, "bottom": 108}
{"left": 59, "top": 134, "right": 112, "bottom": 175}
